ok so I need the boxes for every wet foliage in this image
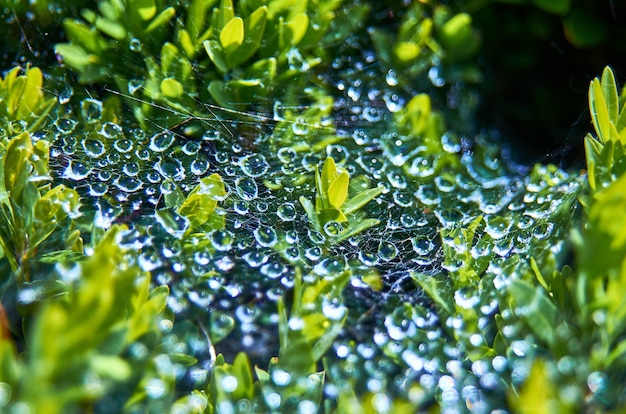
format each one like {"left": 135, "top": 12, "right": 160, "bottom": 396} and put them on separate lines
{"left": 0, "top": 0, "right": 625, "bottom": 412}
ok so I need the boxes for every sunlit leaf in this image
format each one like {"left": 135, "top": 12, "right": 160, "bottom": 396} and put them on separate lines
{"left": 220, "top": 17, "right": 244, "bottom": 51}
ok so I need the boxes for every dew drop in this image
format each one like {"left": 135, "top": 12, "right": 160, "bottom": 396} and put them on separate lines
{"left": 211, "top": 230, "right": 233, "bottom": 251}
{"left": 114, "top": 138, "right": 134, "bottom": 153}
{"left": 240, "top": 154, "right": 269, "bottom": 177}
{"left": 100, "top": 122, "right": 123, "bottom": 139}
{"left": 116, "top": 176, "right": 143, "bottom": 192}
{"left": 191, "top": 158, "right": 210, "bottom": 175}
{"left": 149, "top": 132, "right": 175, "bottom": 152}
{"left": 58, "top": 86, "right": 73, "bottom": 104}
{"left": 82, "top": 138, "right": 105, "bottom": 157}
{"left": 254, "top": 225, "right": 277, "bottom": 247}
{"left": 55, "top": 117, "right": 77, "bottom": 134}
{"left": 129, "top": 37, "right": 142, "bottom": 52}
{"left": 235, "top": 177, "right": 258, "bottom": 200}
{"left": 385, "top": 69, "right": 398, "bottom": 86}
{"left": 277, "top": 202, "right": 296, "bottom": 221}
{"left": 277, "top": 147, "right": 297, "bottom": 163}
{"left": 81, "top": 98, "right": 102, "bottom": 123}
{"left": 128, "top": 78, "right": 143, "bottom": 94}
{"left": 62, "top": 160, "right": 92, "bottom": 180}
{"left": 182, "top": 140, "right": 201, "bottom": 155}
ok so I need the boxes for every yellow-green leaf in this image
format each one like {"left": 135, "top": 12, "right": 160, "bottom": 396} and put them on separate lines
{"left": 220, "top": 17, "right": 244, "bottom": 51}
{"left": 136, "top": 0, "right": 156, "bottom": 20}
{"left": 160, "top": 78, "right": 184, "bottom": 98}
{"left": 327, "top": 171, "right": 349, "bottom": 208}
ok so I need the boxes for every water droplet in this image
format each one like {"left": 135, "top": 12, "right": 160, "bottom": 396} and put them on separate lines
{"left": 322, "top": 296, "right": 346, "bottom": 320}
{"left": 484, "top": 216, "right": 511, "bottom": 240}
{"left": 277, "top": 202, "right": 296, "bottom": 221}
{"left": 277, "top": 147, "right": 297, "bottom": 163}
{"left": 191, "top": 158, "right": 210, "bottom": 175}
{"left": 58, "top": 86, "right": 73, "bottom": 104}
{"left": 145, "top": 378, "right": 166, "bottom": 399}
{"left": 128, "top": 78, "right": 143, "bottom": 94}
{"left": 114, "top": 138, "right": 133, "bottom": 153}
{"left": 533, "top": 222, "right": 554, "bottom": 239}
{"left": 415, "top": 186, "right": 441, "bottom": 206}
{"left": 129, "top": 37, "right": 142, "bottom": 52}
{"left": 408, "top": 156, "right": 435, "bottom": 178}
{"left": 428, "top": 66, "right": 445, "bottom": 87}
{"left": 240, "top": 154, "right": 269, "bottom": 177}
{"left": 182, "top": 140, "right": 201, "bottom": 155}
{"left": 116, "top": 176, "right": 143, "bottom": 192}
{"left": 88, "top": 182, "right": 109, "bottom": 196}
{"left": 243, "top": 250, "right": 268, "bottom": 267}
{"left": 9, "top": 120, "right": 26, "bottom": 134}
{"left": 155, "top": 209, "right": 189, "bottom": 238}
{"left": 261, "top": 261, "right": 287, "bottom": 279}
{"left": 378, "top": 241, "right": 398, "bottom": 261}
{"left": 100, "top": 122, "right": 123, "bottom": 139}
{"left": 454, "top": 287, "right": 480, "bottom": 309}
{"left": 385, "top": 69, "right": 398, "bottom": 86}
{"left": 82, "top": 138, "right": 105, "bottom": 157}
{"left": 123, "top": 162, "right": 140, "bottom": 176}
{"left": 291, "top": 117, "right": 309, "bottom": 135}
{"left": 271, "top": 369, "right": 291, "bottom": 386}
{"left": 323, "top": 221, "right": 343, "bottom": 237}
{"left": 155, "top": 158, "right": 185, "bottom": 181}
{"left": 362, "top": 106, "right": 383, "bottom": 122}
{"left": 55, "top": 117, "right": 77, "bottom": 134}
{"left": 434, "top": 176, "right": 456, "bottom": 192}
{"left": 62, "top": 160, "right": 92, "bottom": 180}
{"left": 211, "top": 230, "right": 233, "bottom": 251}
{"left": 81, "top": 98, "right": 102, "bottom": 123}
{"left": 235, "top": 177, "right": 258, "bottom": 200}
{"left": 149, "top": 132, "right": 175, "bottom": 152}
{"left": 254, "top": 225, "right": 277, "bottom": 247}
{"left": 411, "top": 236, "right": 435, "bottom": 255}
{"left": 386, "top": 170, "right": 407, "bottom": 189}
{"left": 305, "top": 246, "right": 322, "bottom": 261}
{"left": 313, "top": 258, "right": 345, "bottom": 276}
{"left": 383, "top": 92, "right": 403, "bottom": 112}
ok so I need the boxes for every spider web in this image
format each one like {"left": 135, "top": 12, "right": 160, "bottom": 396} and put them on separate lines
{"left": 42, "top": 14, "right": 582, "bottom": 408}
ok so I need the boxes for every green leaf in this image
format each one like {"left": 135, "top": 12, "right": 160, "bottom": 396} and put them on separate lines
{"left": 342, "top": 186, "right": 383, "bottom": 215}
{"left": 178, "top": 173, "right": 225, "bottom": 227}
{"left": 582, "top": 171, "right": 626, "bottom": 277}
{"left": 95, "top": 16, "right": 126, "bottom": 40}
{"left": 601, "top": 66, "right": 619, "bottom": 125}
{"left": 204, "top": 40, "right": 228, "bottom": 73}
{"left": 327, "top": 171, "right": 349, "bottom": 209}
{"left": 90, "top": 355, "right": 132, "bottom": 381}
{"left": 232, "top": 353, "right": 254, "bottom": 400}
{"left": 143, "top": 6, "right": 176, "bottom": 34}
{"left": 177, "top": 28, "right": 196, "bottom": 58}
{"left": 62, "top": 19, "right": 104, "bottom": 53}
{"left": 299, "top": 196, "right": 319, "bottom": 231}
{"left": 335, "top": 218, "right": 379, "bottom": 242}
{"left": 216, "top": 0, "right": 235, "bottom": 29}
{"left": 411, "top": 272, "right": 453, "bottom": 315}
{"left": 584, "top": 133, "right": 603, "bottom": 190}
{"left": 508, "top": 279, "right": 557, "bottom": 347}
{"left": 394, "top": 41, "right": 420, "bottom": 63}
{"left": 531, "top": 0, "right": 571, "bottom": 15}
{"left": 320, "top": 157, "right": 337, "bottom": 189}
{"left": 135, "top": 0, "right": 157, "bottom": 20}
{"left": 220, "top": 17, "right": 244, "bottom": 51}
{"left": 160, "top": 78, "right": 184, "bottom": 98}
{"left": 227, "top": 6, "right": 268, "bottom": 67}
{"left": 286, "top": 12, "right": 309, "bottom": 46}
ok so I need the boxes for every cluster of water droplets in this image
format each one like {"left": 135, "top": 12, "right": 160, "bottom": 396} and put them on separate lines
{"left": 44, "top": 49, "right": 583, "bottom": 409}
